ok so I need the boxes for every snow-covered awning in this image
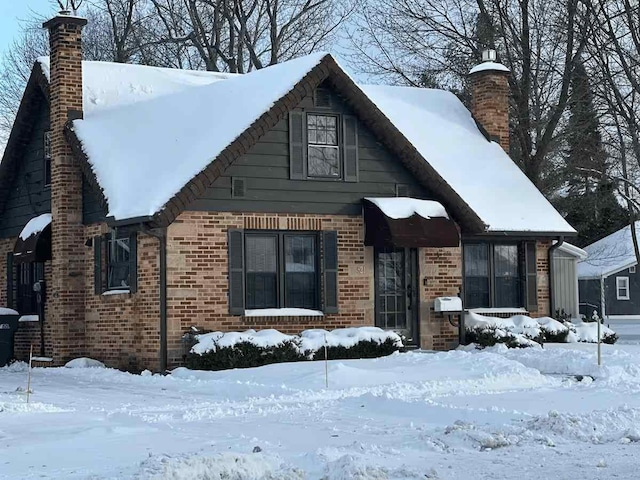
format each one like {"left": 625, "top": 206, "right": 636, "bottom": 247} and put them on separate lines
{"left": 13, "top": 213, "right": 52, "bottom": 264}
{"left": 363, "top": 198, "right": 459, "bottom": 248}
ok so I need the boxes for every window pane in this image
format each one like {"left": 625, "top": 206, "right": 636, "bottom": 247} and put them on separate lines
{"left": 464, "top": 244, "right": 490, "bottom": 308}
{"left": 285, "top": 236, "right": 318, "bottom": 309}
{"left": 494, "top": 245, "right": 518, "bottom": 277}
{"left": 108, "top": 236, "right": 130, "bottom": 289}
{"left": 464, "top": 244, "right": 489, "bottom": 276}
{"left": 308, "top": 146, "right": 339, "bottom": 177}
{"left": 246, "top": 236, "right": 277, "bottom": 273}
{"left": 494, "top": 245, "right": 520, "bottom": 307}
{"left": 246, "top": 235, "right": 278, "bottom": 309}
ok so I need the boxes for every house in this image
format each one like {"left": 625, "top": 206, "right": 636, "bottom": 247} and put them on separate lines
{"left": 0, "top": 11, "right": 575, "bottom": 371}
{"left": 551, "top": 241, "right": 587, "bottom": 319}
{"left": 578, "top": 222, "right": 640, "bottom": 320}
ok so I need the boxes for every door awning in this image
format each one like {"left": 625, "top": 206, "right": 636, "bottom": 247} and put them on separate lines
{"left": 13, "top": 214, "right": 52, "bottom": 264}
{"left": 363, "top": 198, "right": 459, "bottom": 248}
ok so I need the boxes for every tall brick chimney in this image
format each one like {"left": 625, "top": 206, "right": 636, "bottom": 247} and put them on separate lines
{"left": 469, "top": 49, "right": 510, "bottom": 153}
{"left": 43, "top": 11, "right": 87, "bottom": 363}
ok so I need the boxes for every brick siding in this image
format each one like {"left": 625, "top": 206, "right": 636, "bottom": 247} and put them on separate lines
{"left": 470, "top": 70, "right": 510, "bottom": 153}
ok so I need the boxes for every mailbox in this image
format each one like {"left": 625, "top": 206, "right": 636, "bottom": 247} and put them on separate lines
{"left": 434, "top": 296, "right": 463, "bottom": 313}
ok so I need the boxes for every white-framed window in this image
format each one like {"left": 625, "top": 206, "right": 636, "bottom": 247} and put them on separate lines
{"left": 630, "top": 265, "right": 636, "bottom": 274}
{"left": 616, "top": 276, "right": 630, "bottom": 300}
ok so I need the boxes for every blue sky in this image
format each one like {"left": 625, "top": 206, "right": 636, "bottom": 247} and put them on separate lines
{"left": 0, "top": 0, "right": 54, "bottom": 57}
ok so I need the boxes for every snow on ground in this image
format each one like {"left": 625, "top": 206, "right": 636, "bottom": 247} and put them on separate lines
{"left": 2, "top": 345, "right": 640, "bottom": 479}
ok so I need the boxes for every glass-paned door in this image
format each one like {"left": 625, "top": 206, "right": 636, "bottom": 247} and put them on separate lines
{"left": 16, "top": 262, "right": 44, "bottom": 315}
{"left": 374, "top": 248, "right": 418, "bottom": 346}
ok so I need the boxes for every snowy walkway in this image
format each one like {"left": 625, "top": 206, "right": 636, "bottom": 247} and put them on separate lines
{"left": 1, "top": 345, "right": 640, "bottom": 479}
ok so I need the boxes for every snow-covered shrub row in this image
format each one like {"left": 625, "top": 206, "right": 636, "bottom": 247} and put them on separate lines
{"left": 464, "top": 312, "right": 617, "bottom": 349}
{"left": 186, "top": 327, "right": 403, "bottom": 371}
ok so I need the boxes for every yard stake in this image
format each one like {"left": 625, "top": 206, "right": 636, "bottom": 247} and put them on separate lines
{"left": 324, "top": 333, "right": 328, "bottom": 389}
{"left": 597, "top": 318, "right": 602, "bottom": 367}
{"left": 26, "top": 344, "right": 33, "bottom": 404}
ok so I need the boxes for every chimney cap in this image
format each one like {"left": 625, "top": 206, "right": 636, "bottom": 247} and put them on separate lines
{"left": 42, "top": 14, "right": 88, "bottom": 30}
{"left": 469, "top": 50, "right": 510, "bottom": 76}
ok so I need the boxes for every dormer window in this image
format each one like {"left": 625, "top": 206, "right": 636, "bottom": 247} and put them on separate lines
{"left": 44, "top": 130, "right": 51, "bottom": 187}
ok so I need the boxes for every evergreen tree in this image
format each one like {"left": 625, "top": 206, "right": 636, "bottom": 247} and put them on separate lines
{"left": 555, "top": 61, "right": 627, "bottom": 247}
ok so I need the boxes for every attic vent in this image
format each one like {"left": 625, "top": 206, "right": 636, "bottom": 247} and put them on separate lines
{"left": 231, "top": 177, "right": 246, "bottom": 198}
{"left": 314, "top": 88, "right": 332, "bottom": 108}
{"left": 395, "top": 184, "right": 409, "bottom": 197}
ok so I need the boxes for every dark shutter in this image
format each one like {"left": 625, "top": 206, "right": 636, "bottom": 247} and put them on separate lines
{"left": 128, "top": 231, "right": 138, "bottom": 294}
{"left": 94, "top": 235, "right": 103, "bottom": 294}
{"left": 524, "top": 241, "right": 538, "bottom": 311}
{"left": 228, "top": 229, "right": 245, "bottom": 315}
{"left": 289, "top": 111, "right": 306, "bottom": 179}
{"left": 342, "top": 115, "right": 358, "bottom": 182}
{"left": 322, "top": 231, "right": 339, "bottom": 314}
{"left": 6, "top": 253, "right": 13, "bottom": 309}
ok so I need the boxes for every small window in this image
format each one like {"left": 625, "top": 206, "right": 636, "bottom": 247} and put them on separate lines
{"left": 107, "top": 232, "right": 130, "bottom": 289}
{"left": 44, "top": 130, "right": 51, "bottom": 187}
{"left": 617, "top": 277, "right": 630, "bottom": 300}
{"left": 245, "top": 232, "right": 319, "bottom": 310}
{"left": 630, "top": 266, "right": 636, "bottom": 274}
{"left": 307, "top": 114, "right": 340, "bottom": 178}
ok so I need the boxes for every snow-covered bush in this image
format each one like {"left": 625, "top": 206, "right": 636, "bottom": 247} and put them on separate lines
{"left": 463, "top": 312, "right": 615, "bottom": 348}
{"left": 186, "top": 327, "right": 403, "bottom": 371}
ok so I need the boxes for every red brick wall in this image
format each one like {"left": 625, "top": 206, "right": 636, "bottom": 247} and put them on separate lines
{"left": 470, "top": 69, "right": 510, "bottom": 153}
{"left": 420, "top": 246, "right": 462, "bottom": 350}
{"left": 45, "top": 16, "right": 88, "bottom": 364}
{"left": 81, "top": 224, "right": 161, "bottom": 371}
{"left": 165, "top": 212, "right": 372, "bottom": 365}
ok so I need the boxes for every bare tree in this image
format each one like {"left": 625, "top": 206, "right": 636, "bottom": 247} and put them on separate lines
{"left": 348, "top": 0, "right": 588, "bottom": 194}
{"left": 148, "top": 0, "right": 356, "bottom": 73}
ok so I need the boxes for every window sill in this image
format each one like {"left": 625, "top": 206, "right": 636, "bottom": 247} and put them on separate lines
{"left": 244, "top": 308, "right": 324, "bottom": 317}
{"left": 102, "top": 289, "right": 131, "bottom": 296}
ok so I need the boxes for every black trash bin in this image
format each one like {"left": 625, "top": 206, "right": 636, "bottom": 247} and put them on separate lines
{"left": 0, "top": 312, "right": 20, "bottom": 367}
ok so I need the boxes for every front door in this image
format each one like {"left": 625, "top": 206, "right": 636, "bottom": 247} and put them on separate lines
{"left": 374, "top": 247, "right": 419, "bottom": 346}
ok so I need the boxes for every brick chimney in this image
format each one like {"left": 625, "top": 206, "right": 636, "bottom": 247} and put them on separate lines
{"left": 469, "top": 49, "right": 510, "bottom": 153}
{"left": 43, "top": 11, "right": 87, "bottom": 363}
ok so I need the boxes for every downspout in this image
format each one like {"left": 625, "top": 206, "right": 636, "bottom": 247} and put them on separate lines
{"left": 548, "top": 236, "right": 564, "bottom": 317}
{"left": 140, "top": 225, "right": 168, "bottom": 373}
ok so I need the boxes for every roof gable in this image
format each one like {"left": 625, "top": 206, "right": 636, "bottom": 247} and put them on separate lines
{"left": 578, "top": 222, "right": 640, "bottom": 278}
{"left": 9, "top": 53, "right": 574, "bottom": 235}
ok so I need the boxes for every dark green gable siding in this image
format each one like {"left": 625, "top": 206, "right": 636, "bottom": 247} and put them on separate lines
{"left": 0, "top": 96, "right": 51, "bottom": 238}
{"left": 83, "top": 177, "right": 107, "bottom": 224}
{"left": 187, "top": 84, "right": 433, "bottom": 215}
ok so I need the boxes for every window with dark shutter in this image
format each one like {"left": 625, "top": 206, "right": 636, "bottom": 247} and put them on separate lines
{"left": 6, "top": 253, "right": 14, "bottom": 309}
{"left": 228, "top": 229, "right": 245, "bottom": 314}
{"left": 43, "top": 130, "right": 51, "bottom": 187}
{"left": 307, "top": 114, "right": 340, "bottom": 178}
{"left": 322, "top": 231, "right": 339, "bottom": 313}
{"left": 228, "top": 230, "right": 329, "bottom": 314}
{"left": 342, "top": 115, "right": 358, "bottom": 182}
{"left": 524, "top": 241, "right": 538, "bottom": 311}
{"left": 289, "top": 112, "right": 306, "bottom": 179}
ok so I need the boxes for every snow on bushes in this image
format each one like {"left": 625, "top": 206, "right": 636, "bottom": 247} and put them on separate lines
{"left": 464, "top": 312, "right": 617, "bottom": 349}
{"left": 186, "top": 327, "right": 403, "bottom": 371}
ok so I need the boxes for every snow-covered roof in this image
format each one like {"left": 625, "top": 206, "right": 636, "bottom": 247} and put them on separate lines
{"left": 360, "top": 85, "right": 573, "bottom": 233}
{"left": 37, "top": 57, "right": 233, "bottom": 117}
{"left": 38, "top": 53, "right": 573, "bottom": 233}
{"left": 469, "top": 61, "right": 510, "bottom": 75}
{"left": 19, "top": 213, "right": 51, "bottom": 240}
{"left": 578, "top": 222, "right": 640, "bottom": 279}
{"left": 364, "top": 198, "right": 449, "bottom": 219}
